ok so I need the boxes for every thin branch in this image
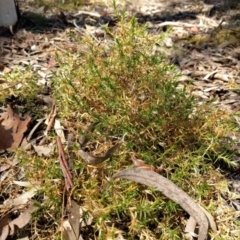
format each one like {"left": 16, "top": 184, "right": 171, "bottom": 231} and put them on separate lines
{"left": 57, "top": 136, "right": 73, "bottom": 190}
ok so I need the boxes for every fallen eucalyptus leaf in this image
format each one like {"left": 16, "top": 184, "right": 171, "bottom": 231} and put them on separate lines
{"left": 0, "top": 213, "right": 11, "bottom": 240}
{"left": 67, "top": 200, "right": 80, "bottom": 240}
{"left": 79, "top": 134, "right": 125, "bottom": 165}
{"left": 112, "top": 168, "right": 209, "bottom": 240}
{"left": 9, "top": 203, "right": 38, "bottom": 236}
{"left": 78, "top": 140, "right": 122, "bottom": 165}
{"left": 63, "top": 220, "right": 76, "bottom": 240}
{"left": 0, "top": 203, "right": 37, "bottom": 239}
{"left": 0, "top": 105, "right": 31, "bottom": 151}
{"left": 2, "top": 188, "right": 39, "bottom": 207}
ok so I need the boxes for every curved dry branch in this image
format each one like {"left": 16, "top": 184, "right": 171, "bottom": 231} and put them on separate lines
{"left": 112, "top": 168, "right": 209, "bottom": 240}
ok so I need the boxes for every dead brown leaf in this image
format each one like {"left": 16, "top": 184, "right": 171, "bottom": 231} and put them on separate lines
{"left": 0, "top": 64, "right": 5, "bottom": 72}
{"left": 78, "top": 124, "right": 125, "bottom": 165}
{"left": 0, "top": 202, "right": 37, "bottom": 240}
{"left": 0, "top": 105, "right": 31, "bottom": 151}
{"left": 131, "top": 154, "right": 156, "bottom": 172}
{"left": 0, "top": 78, "right": 7, "bottom": 84}
{"left": 8, "top": 203, "right": 38, "bottom": 236}
{"left": 0, "top": 212, "right": 11, "bottom": 240}
{"left": 78, "top": 139, "right": 123, "bottom": 165}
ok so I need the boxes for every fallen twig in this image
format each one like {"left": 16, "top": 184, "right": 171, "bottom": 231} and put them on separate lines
{"left": 45, "top": 104, "right": 57, "bottom": 134}
{"left": 57, "top": 136, "right": 73, "bottom": 191}
{"left": 26, "top": 118, "right": 45, "bottom": 142}
{"left": 73, "top": 10, "right": 101, "bottom": 18}
{"left": 156, "top": 21, "right": 204, "bottom": 28}
{"left": 39, "top": 104, "right": 57, "bottom": 145}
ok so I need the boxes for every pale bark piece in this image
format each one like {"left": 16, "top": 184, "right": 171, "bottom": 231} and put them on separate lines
{"left": 0, "top": 165, "right": 11, "bottom": 172}
{"left": 26, "top": 118, "right": 45, "bottom": 142}
{"left": 203, "top": 70, "right": 221, "bottom": 81}
{"left": 113, "top": 169, "right": 209, "bottom": 240}
{"left": 43, "top": 104, "right": 56, "bottom": 138}
{"left": 33, "top": 144, "right": 54, "bottom": 157}
{"left": 73, "top": 10, "right": 101, "bottom": 18}
{"left": 0, "top": 105, "right": 31, "bottom": 151}
{"left": 12, "top": 181, "right": 34, "bottom": 187}
{"left": 0, "top": 158, "right": 18, "bottom": 173}
{"left": 54, "top": 119, "right": 66, "bottom": 143}
{"left": 185, "top": 216, "right": 197, "bottom": 240}
{"left": 199, "top": 205, "right": 217, "bottom": 232}
{"left": 213, "top": 73, "right": 229, "bottom": 82}
{"left": 0, "top": 170, "right": 12, "bottom": 181}
{"left": 2, "top": 188, "right": 38, "bottom": 207}
{"left": 156, "top": 21, "right": 203, "bottom": 28}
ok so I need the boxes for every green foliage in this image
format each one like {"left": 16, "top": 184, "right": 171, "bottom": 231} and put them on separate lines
{"left": 56, "top": 17, "right": 197, "bottom": 152}
{"left": 50, "top": 12, "right": 238, "bottom": 238}
{"left": 0, "top": 68, "right": 40, "bottom": 103}
{"left": 8, "top": 8, "right": 238, "bottom": 239}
